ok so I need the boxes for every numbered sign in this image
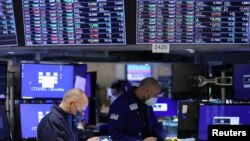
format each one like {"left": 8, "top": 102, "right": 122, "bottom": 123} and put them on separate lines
{"left": 152, "top": 44, "right": 170, "bottom": 53}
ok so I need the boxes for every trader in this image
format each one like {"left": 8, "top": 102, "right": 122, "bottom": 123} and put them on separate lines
{"left": 37, "top": 88, "right": 99, "bottom": 141}
{"left": 108, "top": 77, "right": 168, "bottom": 141}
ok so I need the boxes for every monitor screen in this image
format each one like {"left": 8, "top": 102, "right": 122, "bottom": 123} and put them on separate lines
{"left": 20, "top": 103, "right": 90, "bottom": 139}
{"left": 85, "top": 73, "right": 91, "bottom": 98}
{"left": 0, "top": 103, "right": 11, "bottom": 140}
{"left": 136, "top": 0, "right": 250, "bottom": 44}
{"left": 22, "top": 0, "right": 126, "bottom": 46}
{"left": 177, "top": 100, "right": 199, "bottom": 139}
{"left": 0, "top": 64, "right": 7, "bottom": 99}
{"left": 233, "top": 63, "right": 250, "bottom": 100}
{"left": 198, "top": 104, "right": 250, "bottom": 141}
{"left": 0, "top": 0, "right": 18, "bottom": 46}
{"left": 126, "top": 64, "right": 152, "bottom": 81}
{"left": 20, "top": 104, "right": 52, "bottom": 139}
{"left": 152, "top": 97, "right": 177, "bottom": 118}
{"left": 21, "top": 63, "right": 87, "bottom": 99}
{"left": 172, "top": 63, "right": 204, "bottom": 100}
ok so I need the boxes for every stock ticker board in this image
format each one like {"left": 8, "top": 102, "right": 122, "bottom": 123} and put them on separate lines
{"left": 0, "top": 0, "right": 18, "bottom": 46}
{"left": 136, "top": 0, "right": 250, "bottom": 44}
{"left": 22, "top": 0, "right": 126, "bottom": 46}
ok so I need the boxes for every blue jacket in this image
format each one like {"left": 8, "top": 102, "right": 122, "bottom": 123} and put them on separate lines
{"left": 108, "top": 88, "right": 167, "bottom": 141}
{"left": 37, "top": 105, "right": 78, "bottom": 141}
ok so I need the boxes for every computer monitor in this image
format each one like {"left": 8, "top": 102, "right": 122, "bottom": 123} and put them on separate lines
{"left": 172, "top": 63, "right": 204, "bottom": 100}
{"left": 21, "top": 63, "right": 87, "bottom": 99}
{"left": 152, "top": 97, "right": 177, "bottom": 118}
{"left": 233, "top": 63, "right": 250, "bottom": 100}
{"left": 177, "top": 100, "right": 199, "bottom": 139}
{"left": 198, "top": 104, "right": 250, "bottom": 141}
{"left": 0, "top": 63, "right": 7, "bottom": 100}
{"left": 85, "top": 72, "right": 97, "bottom": 98}
{"left": 20, "top": 104, "right": 52, "bottom": 139}
{"left": 19, "top": 103, "right": 90, "bottom": 139}
{"left": 0, "top": 103, "right": 11, "bottom": 140}
{"left": 126, "top": 64, "right": 152, "bottom": 81}
{"left": 85, "top": 73, "right": 92, "bottom": 98}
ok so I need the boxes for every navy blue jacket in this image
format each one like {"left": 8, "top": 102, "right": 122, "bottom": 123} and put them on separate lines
{"left": 37, "top": 104, "right": 78, "bottom": 141}
{"left": 108, "top": 88, "right": 167, "bottom": 141}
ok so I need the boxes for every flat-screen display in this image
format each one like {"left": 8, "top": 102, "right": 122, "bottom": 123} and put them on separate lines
{"left": 126, "top": 64, "right": 152, "bottom": 81}
{"left": 21, "top": 63, "right": 87, "bottom": 99}
{"left": 136, "top": 0, "right": 250, "bottom": 44}
{"left": 0, "top": 63, "right": 7, "bottom": 99}
{"left": 20, "top": 104, "right": 52, "bottom": 139}
{"left": 152, "top": 97, "right": 177, "bottom": 117}
{"left": 0, "top": 0, "right": 18, "bottom": 46}
{"left": 85, "top": 73, "right": 91, "bottom": 97}
{"left": 85, "top": 71, "right": 97, "bottom": 98}
{"left": 172, "top": 63, "right": 204, "bottom": 100}
{"left": 198, "top": 104, "right": 250, "bottom": 141}
{"left": 22, "top": 0, "right": 126, "bottom": 46}
{"left": 20, "top": 103, "right": 90, "bottom": 139}
{"left": 0, "top": 103, "right": 11, "bottom": 140}
{"left": 177, "top": 100, "right": 199, "bottom": 139}
{"left": 233, "top": 63, "right": 250, "bottom": 100}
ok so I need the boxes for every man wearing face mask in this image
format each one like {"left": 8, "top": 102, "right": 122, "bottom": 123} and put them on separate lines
{"left": 37, "top": 88, "right": 99, "bottom": 141}
{"left": 109, "top": 81, "right": 126, "bottom": 104}
{"left": 108, "top": 77, "right": 168, "bottom": 141}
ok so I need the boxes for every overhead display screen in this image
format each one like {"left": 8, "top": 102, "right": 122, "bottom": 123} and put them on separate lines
{"left": 136, "top": 0, "right": 250, "bottom": 44}
{"left": 22, "top": 0, "right": 126, "bottom": 46}
{"left": 0, "top": 0, "right": 18, "bottom": 46}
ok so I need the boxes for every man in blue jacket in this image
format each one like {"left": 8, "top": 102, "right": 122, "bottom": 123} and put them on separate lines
{"left": 108, "top": 77, "right": 168, "bottom": 141}
{"left": 37, "top": 88, "right": 99, "bottom": 141}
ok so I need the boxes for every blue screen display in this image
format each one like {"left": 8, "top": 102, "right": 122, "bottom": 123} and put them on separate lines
{"left": 20, "top": 104, "right": 52, "bottom": 139}
{"left": 0, "top": 64, "right": 7, "bottom": 99}
{"left": 0, "top": 104, "right": 10, "bottom": 140}
{"left": 152, "top": 97, "right": 177, "bottom": 117}
{"left": 198, "top": 104, "right": 250, "bottom": 141}
{"left": 21, "top": 63, "right": 87, "bottom": 99}
{"left": 233, "top": 63, "right": 250, "bottom": 100}
{"left": 20, "top": 104, "right": 90, "bottom": 139}
{"left": 85, "top": 73, "right": 91, "bottom": 97}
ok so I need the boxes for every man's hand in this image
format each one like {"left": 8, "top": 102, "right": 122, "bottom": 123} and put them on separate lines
{"left": 143, "top": 137, "right": 157, "bottom": 141}
{"left": 165, "top": 137, "right": 180, "bottom": 141}
{"left": 87, "top": 137, "right": 100, "bottom": 141}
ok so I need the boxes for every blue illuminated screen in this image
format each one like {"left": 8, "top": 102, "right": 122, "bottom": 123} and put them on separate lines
{"left": 21, "top": 63, "right": 87, "bottom": 99}
{"left": 21, "top": 64, "right": 74, "bottom": 99}
{"left": 85, "top": 73, "right": 91, "bottom": 97}
{"left": 198, "top": 104, "right": 250, "bottom": 141}
{"left": 20, "top": 104, "right": 90, "bottom": 139}
{"left": 152, "top": 97, "right": 177, "bottom": 117}
{"left": 0, "top": 64, "right": 7, "bottom": 99}
{"left": 20, "top": 104, "right": 52, "bottom": 139}
{"left": 233, "top": 63, "right": 250, "bottom": 100}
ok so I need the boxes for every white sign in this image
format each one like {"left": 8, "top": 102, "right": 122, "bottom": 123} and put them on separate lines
{"left": 152, "top": 44, "right": 170, "bottom": 53}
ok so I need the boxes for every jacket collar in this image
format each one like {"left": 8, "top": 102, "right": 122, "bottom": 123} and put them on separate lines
{"left": 51, "top": 104, "right": 73, "bottom": 121}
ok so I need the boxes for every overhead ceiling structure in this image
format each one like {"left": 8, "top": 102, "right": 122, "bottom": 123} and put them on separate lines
{"left": 1, "top": 44, "right": 250, "bottom": 63}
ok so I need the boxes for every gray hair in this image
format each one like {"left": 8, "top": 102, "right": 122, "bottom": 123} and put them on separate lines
{"left": 62, "top": 88, "right": 87, "bottom": 103}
